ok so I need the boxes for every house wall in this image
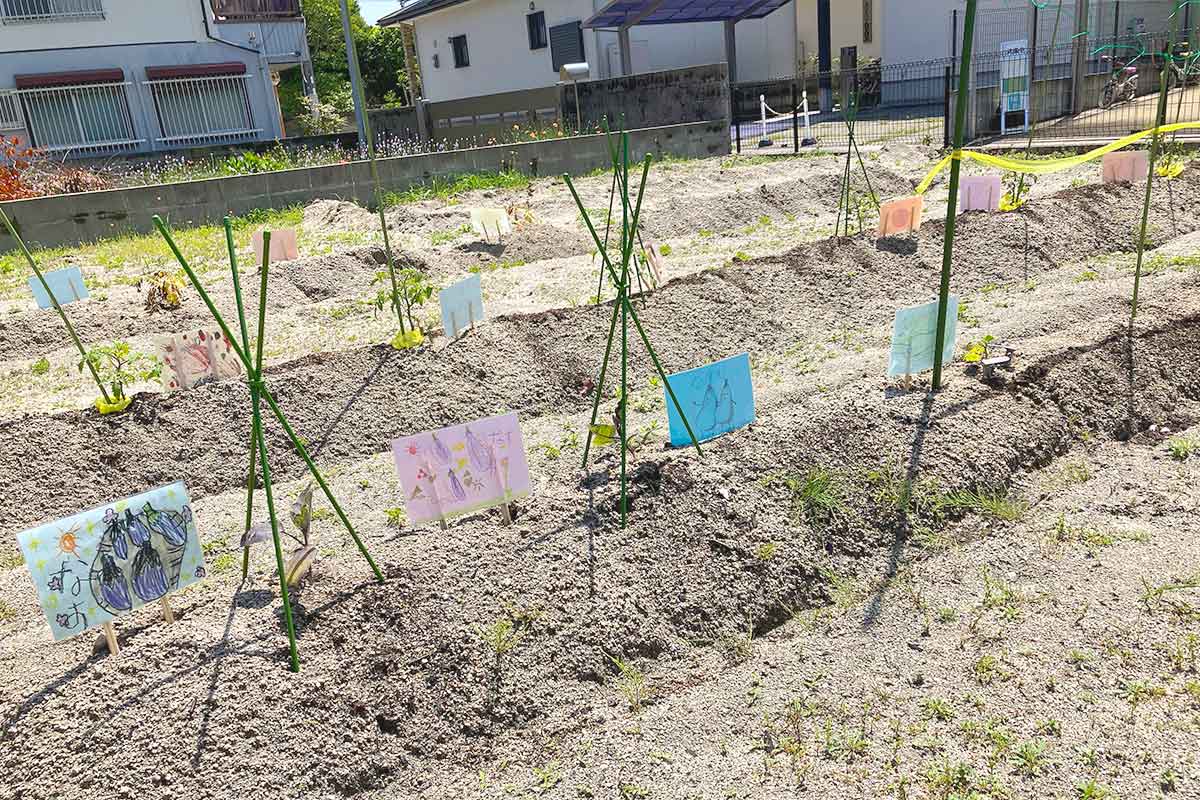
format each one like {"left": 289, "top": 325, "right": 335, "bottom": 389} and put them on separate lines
{"left": 0, "top": 0, "right": 293, "bottom": 154}
{"left": 409, "top": 0, "right": 796, "bottom": 102}
{"left": 793, "top": 0, "right": 881, "bottom": 66}
{"left": 0, "top": 1, "right": 209, "bottom": 51}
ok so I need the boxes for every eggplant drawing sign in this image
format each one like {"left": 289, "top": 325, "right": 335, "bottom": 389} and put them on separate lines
{"left": 391, "top": 412, "right": 532, "bottom": 525}
{"left": 16, "top": 482, "right": 206, "bottom": 642}
{"left": 888, "top": 297, "right": 959, "bottom": 377}
{"left": 439, "top": 274, "right": 484, "bottom": 339}
{"left": 29, "top": 266, "right": 88, "bottom": 309}
{"left": 663, "top": 353, "right": 755, "bottom": 447}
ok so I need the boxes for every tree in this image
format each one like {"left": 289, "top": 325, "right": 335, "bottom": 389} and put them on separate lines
{"left": 358, "top": 26, "right": 411, "bottom": 105}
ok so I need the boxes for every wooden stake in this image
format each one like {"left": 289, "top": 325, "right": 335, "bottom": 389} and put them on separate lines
{"left": 102, "top": 622, "right": 119, "bottom": 655}
{"left": 160, "top": 595, "right": 175, "bottom": 624}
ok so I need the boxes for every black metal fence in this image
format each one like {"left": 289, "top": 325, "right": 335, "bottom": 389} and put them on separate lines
{"left": 731, "top": 58, "right": 952, "bottom": 153}
{"left": 971, "top": 33, "right": 1200, "bottom": 142}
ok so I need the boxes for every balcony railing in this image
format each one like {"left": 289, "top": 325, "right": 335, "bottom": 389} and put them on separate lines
{"left": 0, "top": 0, "right": 104, "bottom": 23}
{"left": 145, "top": 75, "right": 259, "bottom": 146}
{"left": 16, "top": 81, "right": 143, "bottom": 154}
{"left": 0, "top": 93, "right": 22, "bottom": 130}
{"left": 210, "top": 0, "right": 300, "bottom": 20}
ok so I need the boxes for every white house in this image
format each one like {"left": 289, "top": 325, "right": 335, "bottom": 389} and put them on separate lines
{"left": 0, "top": 0, "right": 315, "bottom": 158}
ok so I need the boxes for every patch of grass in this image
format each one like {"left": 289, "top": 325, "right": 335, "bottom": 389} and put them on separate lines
{"left": 922, "top": 697, "right": 956, "bottom": 722}
{"left": 531, "top": 761, "right": 562, "bottom": 793}
{"left": 611, "top": 655, "right": 650, "bottom": 712}
{"left": 946, "top": 488, "right": 1028, "bottom": 522}
{"left": 657, "top": 243, "right": 672, "bottom": 256}
{"left": 972, "top": 654, "right": 1009, "bottom": 685}
{"left": 430, "top": 225, "right": 471, "bottom": 245}
{"left": 0, "top": 599, "right": 17, "bottom": 622}
{"left": 210, "top": 552, "right": 238, "bottom": 574}
{"left": 478, "top": 617, "right": 524, "bottom": 656}
{"left": 383, "top": 171, "right": 530, "bottom": 206}
{"left": 469, "top": 257, "right": 527, "bottom": 273}
{"left": 1075, "top": 269, "right": 1100, "bottom": 282}
{"left": 1075, "top": 779, "right": 1112, "bottom": 799}
{"left": 1011, "top": 739, "right": 1050, "bottom": 776}
{"left": 384, "top": 507, "right": 406, "bottom": 528}
{"left": 30, "top": 357, "right": 49, "bottom": 375}
{"left": 1169, "top": 435, "right": 1198, "bottom": 461}
{"left": 756, "top": 541, "right": 778, "bottom": 562}
{"left": 766, "top": 468, "right": 846, "bottom": 525}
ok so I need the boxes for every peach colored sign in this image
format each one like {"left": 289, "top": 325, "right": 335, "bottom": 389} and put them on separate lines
{"left": 1102, "top": 151, "right": 1149, "bottom": 184}
{"left": 959, "top": 175, "right": 1002, "bottom": 212}
{"left": 878, "top": 195, "right": 924, "bottom": 236}
{"left": 251, "top": 229, "right": 299, "bottom": 262}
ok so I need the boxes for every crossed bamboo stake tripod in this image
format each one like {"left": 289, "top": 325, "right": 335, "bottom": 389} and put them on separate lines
{"left": 562, "top": 126, "right": 703, "bottom": 528}
{"left": 155, "top": 216, "right": 384, "bottom": 673}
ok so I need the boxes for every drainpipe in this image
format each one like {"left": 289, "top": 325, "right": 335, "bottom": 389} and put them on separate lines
{"left": 199, "top": 0, "right": 281, "bottom": 140}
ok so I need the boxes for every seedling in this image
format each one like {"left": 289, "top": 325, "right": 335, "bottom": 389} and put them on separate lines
{"left": 610, "top": 654, "right": 650, "bottom": 712}
{"left": 156, "top": 218, "right": 385, "bottom": 672}
{"left": 1168, "top": 435, "right": 1197, "bottom": 460}
{"left": 78, "top": 342, "right": 160, "bottom": 408}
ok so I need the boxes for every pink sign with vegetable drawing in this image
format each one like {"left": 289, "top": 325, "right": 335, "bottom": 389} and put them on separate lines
{"left": 159, "top": 328, "right": 243, "bottom": 392}
{"left": 391, "top": 412, "right": 532, "bottom": 525}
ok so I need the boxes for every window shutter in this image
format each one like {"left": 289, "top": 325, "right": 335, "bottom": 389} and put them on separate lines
{"left": 549, "top": 21, "right": 584, "bottom": 71}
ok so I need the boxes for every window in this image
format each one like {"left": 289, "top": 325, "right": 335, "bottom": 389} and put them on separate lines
{"left": 1, "top": 0, "right": 104, "bottom": 23}
{"left": 862, "top": 0, "right": 873, "bottom": 43}
{"left": 549, "top": 21, "right": 583, "bottom": 71}
{"left": 16, "top": 69, "right": 138, "bottom": 152}
{"left": 527, "top": 11, "right": 547, "bottom": 49}
{"left": 146, "top": 64, "right": 256, "bottom": 145}
{"left": 451, "top": 34, "right": 469, "bottom": 68}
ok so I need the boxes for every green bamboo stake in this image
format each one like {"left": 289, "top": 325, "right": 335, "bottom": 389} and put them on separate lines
{"left": 619, "top": 135, "right": 630, "bottom": 527}
{"left": 153, "top": 216, "right": 385, "bottom": 584}
{"left": 1132, "top": 9, "right": 1180, "bottom": 319}
{"left": 226, "top": 220, "right": 260, "bottom": 581}
{"left": 565, "top": 164, "right": 703, "bottom": 462}
{"left": 248, "top": 231, "right": 300, "bottom": 672}
{"left": 0, "top": 208, "right": 112, "bottom": 405}
{"left": 931, "top": 0, "right": 980, "bottom": 392}
{"left": 343, "top": 24, "right": 404, "bottom": 334}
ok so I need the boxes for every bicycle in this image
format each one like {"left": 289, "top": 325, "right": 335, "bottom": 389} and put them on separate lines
{"left": 1163, "top": 41, "right": 1200, "bottom": 89}
{"left": 1100, "top": 56, "right": 1139, "bottom": 108}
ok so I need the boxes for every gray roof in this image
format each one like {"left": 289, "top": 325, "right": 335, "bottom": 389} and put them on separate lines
{"left": 377, "top": 0, "right": 470, "bottom": 25}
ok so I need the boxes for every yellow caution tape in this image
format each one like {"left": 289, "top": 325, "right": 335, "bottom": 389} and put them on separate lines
{"left": 916, "top": 122, "right": 1200, "bottom": 195}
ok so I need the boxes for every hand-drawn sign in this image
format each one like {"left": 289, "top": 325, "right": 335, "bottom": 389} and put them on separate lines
{"left": 470, "top": 208, "right": 512, "bottom": 243}
{"left": 1102, "top": 151, "right": 1149, "bottom": 184}
{"left": 28, "top": 266, "right": 89, "bottom": 309}
{"left": 959, "top": 175, "right": 1003, "bottom": 212}
{"left": 888, "top": 297, "right": 959, "bottom": 377}
{"left": 251, "top": 229, "right": 299, "bottom": 262}
{"left": 663, "top": 353, "right": 756, "bottom": 447}
{"left": 439, "top": 273, "right": 484, "bottom": 340}
{"left": 391, "top": 412, "right": 532, "bottom": 526}
{"left": 878, "top": 195, "right": 924, "bottom": 236}
{"left": 17, "top": 482, "right": 206, "bottom": 642}
{"left": 159, "top": 328, "right": 243, "bottom": 392}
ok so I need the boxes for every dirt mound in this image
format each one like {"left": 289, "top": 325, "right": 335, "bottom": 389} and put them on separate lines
{"left": 448, "top": 221, "right": 593, "bottom": 270}
{"left": 302, "top": 199, "right": 377, "bottom": 234}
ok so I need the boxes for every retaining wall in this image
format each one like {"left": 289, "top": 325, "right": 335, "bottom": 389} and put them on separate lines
{"left": 1, "top": 120, "right": 728, "bottom": 252}
{"left": 561, "top": 63, "right": 731, "bottom": 131}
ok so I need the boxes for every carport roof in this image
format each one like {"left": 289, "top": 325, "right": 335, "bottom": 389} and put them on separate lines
{"left": 583, "top": 0, "right": 792, "bottom": 29}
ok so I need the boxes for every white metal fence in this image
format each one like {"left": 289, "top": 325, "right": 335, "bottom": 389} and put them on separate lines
{"left": 2, "top": 75, "right": 262, "bottom": 154}
{"left": 16, "top": 81, "right": 142, "bottom": 154}
{"left": 0, "top": 0, "right": 104, "bottom": 23}
{"left": 145, "top": 74, "right": 258, "bottom": 146}
{"left": 0, "top": 92, "right": 21, "bottom": 131}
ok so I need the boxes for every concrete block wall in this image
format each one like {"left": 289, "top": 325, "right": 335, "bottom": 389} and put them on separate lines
{"left": 561, "top": 63, "right": 731, "bottom": 132}
{"left": 0, "top": 120, "right": 729, "bottom": 252}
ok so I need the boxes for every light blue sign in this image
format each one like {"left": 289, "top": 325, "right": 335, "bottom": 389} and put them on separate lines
{"left": 663, "top": 352, "right": 755, "bottom": 447}
{"left": 439, "top": 274, "right": 483, "bottom": 339}
{"left": 888, "top": 297, "right": 959, "bottom": 377}
{"left": 29, "top": 266, "right": 88, "bottom": 309}
{"left": 17, "top": 481, "right": 206, "bottom": 642}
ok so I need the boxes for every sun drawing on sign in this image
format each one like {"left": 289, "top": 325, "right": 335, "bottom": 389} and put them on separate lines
{"left": 57, "top": 526, "right": 82, "bottom": 559}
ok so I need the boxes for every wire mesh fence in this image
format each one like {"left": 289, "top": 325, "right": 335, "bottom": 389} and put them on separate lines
{"left": 732, "top": 59, "right": 952, "bottom": 153}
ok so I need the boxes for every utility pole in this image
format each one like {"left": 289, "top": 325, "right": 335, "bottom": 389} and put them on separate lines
{"left": 338, "top": 0, "right": 368, "bottom": 150}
